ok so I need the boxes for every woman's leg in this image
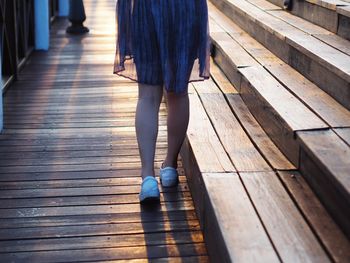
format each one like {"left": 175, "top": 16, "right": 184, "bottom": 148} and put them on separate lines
{"left": 163, "top": 91, "right": 190, "bottom": 169}
{"left": 135, "top": 83, "right": 163, "bottom": 179}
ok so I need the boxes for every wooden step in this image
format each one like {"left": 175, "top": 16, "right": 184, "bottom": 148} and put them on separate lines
{"left": 180, "top": 61, "right": 350, "bottom": 262}
{"left": 202, "top": 172, "right": 280, "bottom": 262}
{"left": 246, "top": 0, "right": 350, "bottom": 56}
{"left": 297, "top": 129, "right": 350, "bottom": 237}
{"left": 292, "top": 0, "right": 350, "bottom": 39}
{"left": 208, "top": 4, "right": 350, "bottom": 240}
{"left": 264, "top": 0, "right": 350, "bottom": 39}
{"left": 209, "top": 0, "right": 350, "bottom": 110}
{"left": 225, "top": 85, "right": 350, "bottom": 261}
{"left": 209, "top": 0, "right": 350, "bottom": 159}
{"left": 210, "top": 29, "right": 329, "bottom": 164}
{"left": 278, "top": 170, "right": 350, "bottom": 262}
{"left": 180, "top": 85, "right": 234, "bottom": 218}
{"left": 194, "top": 83, "right": 273, "bottom": 172}
{"left": 209, "top": 5, "right": 350, "bottom": 129}
{"left": 229, "top": 96, "right": 350, "bottom": 262}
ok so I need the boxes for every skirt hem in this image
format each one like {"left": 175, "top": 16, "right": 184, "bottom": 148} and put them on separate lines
{"left": 113, "top": 68, "right": 210, "bottom": 94}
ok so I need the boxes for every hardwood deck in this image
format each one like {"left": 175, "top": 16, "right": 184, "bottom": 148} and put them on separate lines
{"left": 0, "top": 0, "right": 208, "bottom": 261}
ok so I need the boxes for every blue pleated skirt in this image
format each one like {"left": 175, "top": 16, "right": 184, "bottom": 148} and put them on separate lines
{"left": 113, "top": 0, "right": 211, "bottom": 94}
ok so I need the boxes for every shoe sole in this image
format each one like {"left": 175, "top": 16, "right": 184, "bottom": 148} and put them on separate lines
{"left": 139, "top": 189, "right": 160, "bottom": 204}
{"left": 140, "top": 196, "right": 160, "bottom": 204}
{"left": 160, "top": 177, "right": 179, "bottom": 188}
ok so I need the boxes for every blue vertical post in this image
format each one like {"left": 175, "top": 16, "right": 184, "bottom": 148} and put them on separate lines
{"left": 58, "top": 0, "right": 69, "bottom": 17}
{"left": 34, "top": 0, "right": 49, "bottom": 50}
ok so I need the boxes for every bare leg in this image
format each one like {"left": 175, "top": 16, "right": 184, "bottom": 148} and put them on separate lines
{"left": 163, "top": 91, "right": 190, "bottom": 169}
{"left": 135, "top": 83, "right": 163, "bottom": 179}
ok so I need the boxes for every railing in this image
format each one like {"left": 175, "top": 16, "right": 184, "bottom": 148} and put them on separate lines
{"left": 16, "top": 1, "right": 35, "bottom": 74}
{"left": 0, "top": 0, "right": 34, "bottom": 92}
{"left": 0, "top": 0, "right": 59, "bottom": 93}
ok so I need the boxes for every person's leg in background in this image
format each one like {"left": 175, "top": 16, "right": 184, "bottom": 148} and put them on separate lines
{"left": 162, "top": 90, "right": 190, "bottom": 169}
{"left": 135, "top": 83, "right": 163, "bottom": 179}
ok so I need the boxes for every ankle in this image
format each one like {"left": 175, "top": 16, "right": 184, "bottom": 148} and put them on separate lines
{"left": 141, "top": 169, "right": 155, "bottom": 179}
{"left": 162, "top": 159, "right": 178, "bottom": 169}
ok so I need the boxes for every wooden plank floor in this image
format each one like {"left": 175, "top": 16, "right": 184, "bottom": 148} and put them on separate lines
{"left": 0, "top": 0, "right": 208, "bottom": 261}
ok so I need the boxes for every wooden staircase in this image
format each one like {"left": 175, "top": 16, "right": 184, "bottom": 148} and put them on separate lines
{"left": 180, "top": 0, "right": 350, "bottom": 262}
{"left": 211, "top": 0, "right": 350, "bottom": 110}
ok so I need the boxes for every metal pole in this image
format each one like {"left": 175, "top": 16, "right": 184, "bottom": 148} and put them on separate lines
{"left": 66, "top": 0, "right": 89, "bottom": 34}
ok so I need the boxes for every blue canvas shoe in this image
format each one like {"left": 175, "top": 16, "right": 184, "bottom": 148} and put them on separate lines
{"left": 139, "top": 176, "right": 160, "bottom": 204}
{"left": 160, "top": 165, "right": 179, "bottom": 187}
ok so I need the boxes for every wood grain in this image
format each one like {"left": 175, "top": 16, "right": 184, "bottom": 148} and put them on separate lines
{"left": 203, "top": 173, "right": 279, "bottom": 262}
{"left": 278, "top": 170, "right": 350, "bottom": 263}
{"left": 297, "top": 129, "right": 350, "bottom": 237}
{"left": 241, "top": 171, "right": 330, "bottom": 262}
{"left": 196, "top": 91, "right": 272, "bottom": 172}
{"left": 226, "top": 94, "right": 295, "bottom": 170}
{"left": 0, "top": 0, "right": 208, "bottom": 261}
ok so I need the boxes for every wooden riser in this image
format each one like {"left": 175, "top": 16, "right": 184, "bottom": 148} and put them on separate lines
{"left": 291, "top": 0, "right": 338, "bottom": 33}
{"left": 338, "top": 13, "right": 350, "bottom": 39}
{"left": 297, "top": 129, "right": 350, "bottom": 238}
{"left": 210, "top": 0, "right": 350, "bottom": 110}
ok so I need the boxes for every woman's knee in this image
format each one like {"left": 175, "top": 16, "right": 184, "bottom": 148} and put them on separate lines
{"left": 166, "top": 90, "right": 189, "bottom": 105}
{"left": 137, "top": 83, "right": 164, "bottom": 105}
